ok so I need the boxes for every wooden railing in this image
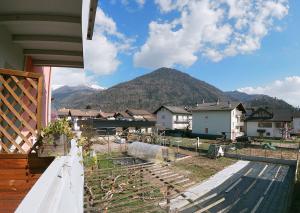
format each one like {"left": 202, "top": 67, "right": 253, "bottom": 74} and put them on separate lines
{"left": 0, "top": 69, "right": 43, "bottom": 154}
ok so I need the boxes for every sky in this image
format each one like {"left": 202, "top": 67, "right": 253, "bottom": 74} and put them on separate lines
{"left": 52, "top": 0, "right": 300, "bottom": 107}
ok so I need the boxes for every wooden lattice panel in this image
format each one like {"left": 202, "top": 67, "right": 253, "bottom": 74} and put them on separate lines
{"left": 0, "top": 69, "right": 43, "bottom": 154}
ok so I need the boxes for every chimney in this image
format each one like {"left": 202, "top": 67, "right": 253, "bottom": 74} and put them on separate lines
{"left": 228, "top": 101, "right": 231, "bottom": 108}
{"left": 216, "top": 98, "right": 220, "bottom": 105}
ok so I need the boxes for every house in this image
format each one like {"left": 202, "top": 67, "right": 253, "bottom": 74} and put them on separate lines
{"left": 154, "top": 106, "right": 192, "bottom": 130}
{"left": 191, "top": 102, "right": 246, "bottom": 140}
{"left": 114, "top": 111, "right": 133, "bottom": 121}
{"left": 126, "top": 109, "right": 156, "bottom": 121}
{"left": 69, "top": 109, "right": 100, "bottom": 120}
{"left": 99, "top": 111, "right": 116, "bottom": 120}
{"left": 293, "top": 111, "right": 300, "bottom": 135}
{"left": 57, "top": 108, "right": 71, "bottom": 120}
{"left": 245, "top": 108, "right": 293, "bottom": 139}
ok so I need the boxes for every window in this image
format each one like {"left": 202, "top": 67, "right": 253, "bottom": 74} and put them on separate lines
{"left": 161, "top": 115, "right": 165, "bottom": 119}
{"left": 176, "top": 115, "right": 178, "bottom": 121}
{"left": 275, "top": 122, "right": 284, "bottom": 128}
{"left": 205, "top": 128, "right": 208, "bottom": 134}
{"left": 205, "top": 116, "right": 208, "bottom": 119}
{"left": 258, "top": 122, "right": 272, "bottom": 128}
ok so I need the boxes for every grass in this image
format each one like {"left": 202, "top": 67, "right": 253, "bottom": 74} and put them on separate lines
{"left": 164, "top": 136, "right": 214, "bottom": 151}
{"left": 171, "top": 155, "right": 237, "bottom": 182}
{"left": 259, "top": 138, "right": 299, "bottom": 144}
{"left": 84, "top": 152, "right": 124, "bottom": 169}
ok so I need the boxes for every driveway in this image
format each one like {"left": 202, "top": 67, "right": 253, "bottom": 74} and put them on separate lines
{"left": 180, "top": 162, "right": 294, "bottom": 213}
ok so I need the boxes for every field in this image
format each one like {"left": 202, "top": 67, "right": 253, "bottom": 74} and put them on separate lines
{"left": 170, "top": 153, "right": 237, "bottom": 182}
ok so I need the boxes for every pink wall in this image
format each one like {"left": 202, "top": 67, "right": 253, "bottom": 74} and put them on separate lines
{"left": 32, "top": 66, "right": 52, "bottom": 127}
{"left": 25, "top": 57, "right": 52, "bottom": 127}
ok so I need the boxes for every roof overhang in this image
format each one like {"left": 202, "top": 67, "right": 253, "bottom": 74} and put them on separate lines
{"left": 0, "top": 0, "right": 97, "bottom": 68}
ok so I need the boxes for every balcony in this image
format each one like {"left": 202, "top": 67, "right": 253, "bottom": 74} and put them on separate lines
{"left": 236, "top": 121, "right": 244, "bottom": 127}
{"left": 15, "top": 140, "right": 83, "bottom": 213}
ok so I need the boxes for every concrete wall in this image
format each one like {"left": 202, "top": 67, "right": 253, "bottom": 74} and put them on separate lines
{"left": 225, "top": 153, "right": 297, "bottom": 166}
{"left": 192, "top": 111, "right": 232, "bottom": 139}
{"left": 0, "top": 26, "right": 24, "bottom": 70}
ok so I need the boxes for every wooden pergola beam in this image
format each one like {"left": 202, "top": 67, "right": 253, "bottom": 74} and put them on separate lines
{"left": 0, "top": 14, "right": 81, "bottom": 23}
{"left": 12, "top": 35, "right": 82, "bottom": 43}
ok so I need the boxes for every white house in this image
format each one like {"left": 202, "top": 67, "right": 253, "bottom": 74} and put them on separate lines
{"left": 293, "top": 112, "right": 300, "bottom": 135}
{"left": 245, "top": 108, "right": 293, "bottom": 139}
{"left": 154, "top": 106, "right": 192, "bottom": 130}
{"left": 192, "top": 102, "right": 245, "bottom": 140}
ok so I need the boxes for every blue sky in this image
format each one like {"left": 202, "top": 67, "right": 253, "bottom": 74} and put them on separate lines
{"left": 52, "top": 0, "right": 300, "bottom": 106}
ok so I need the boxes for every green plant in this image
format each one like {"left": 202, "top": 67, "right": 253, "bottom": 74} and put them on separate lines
{"left": 40, "top": 119, "right": 74, "bottom": 144}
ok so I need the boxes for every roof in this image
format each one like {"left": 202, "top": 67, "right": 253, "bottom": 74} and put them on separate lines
{"left": 126, "top": 109, "right": 153, "bottom": 116}
{"left": 69, "top": 109, "right": 100, "bottom": 117}
{"left": 115, "top": 111, "right": 132, "bottom": 119}
{"left": 143, "top": 114, "right": 157, "bottom": 122}
{"left": 271, "top": 110, "right": 293, "bottom": 122}
{"left": 191, "top": 102, "right": 245, "bottom": 112}
{"left": 293, "top": 111, "right": 300, "bottom": 118}
{"left": 0, "top": 0, "right": 97, "bottom": 68}
{"left": 154, "top": 105, "right": 191, "bottom": 115}
{"left": 57, "top": 108, "right": 70, "bottom": 116}
{"left": 99, "top": 111, "right": 115, "bottom": 118}
{"left": 246, "top": 108, "right": 293, "bottom": 122}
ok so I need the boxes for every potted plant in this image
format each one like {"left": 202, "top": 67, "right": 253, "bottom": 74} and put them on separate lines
{"left": 38, "top": 119, "right": 74, "bottom": 157}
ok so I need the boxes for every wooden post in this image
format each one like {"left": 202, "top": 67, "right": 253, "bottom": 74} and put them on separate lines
{"left": 167, "top": 185, "right": 171, "bottom": 212}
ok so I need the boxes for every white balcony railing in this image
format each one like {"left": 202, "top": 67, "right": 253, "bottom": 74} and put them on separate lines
{"left": 16, "top": 139, "right": 84, "bottom": 213}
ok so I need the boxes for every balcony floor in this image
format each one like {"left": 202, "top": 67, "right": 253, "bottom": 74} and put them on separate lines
{"left": 0, "top": 154, "right": 54, "bottom": 213}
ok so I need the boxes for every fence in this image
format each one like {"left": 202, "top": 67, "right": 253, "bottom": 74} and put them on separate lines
{"left": 0, "top": 69, "right": 43, "bottom": 154}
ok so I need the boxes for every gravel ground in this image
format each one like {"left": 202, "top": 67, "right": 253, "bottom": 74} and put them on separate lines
{"left": 92, "top": 142, "right": 127, "bottom": 153}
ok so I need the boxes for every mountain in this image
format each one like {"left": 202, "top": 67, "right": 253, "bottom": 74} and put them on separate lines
{"left": 52, "top": 85, "right": 103, "bottom": 108}
{"left": 225, "top": 91, "right": 294, "bottom": 110}
{"left": 52, "top": 68, "right": 294, "bottom": 112}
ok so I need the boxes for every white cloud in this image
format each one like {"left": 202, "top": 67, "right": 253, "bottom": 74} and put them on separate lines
{"left": 120, "top": 0, "right": 146, "bottom": 8}
{"left": 136, "top": 0, "right": 145, "bottom": 7}
{"left": 85, "top": 6, "right": 132, "bottom": 74}
{"left": 51, "top": 67, "right": 102, "bottom": 90}
{"left": 85, "top": 34, "right": 120, "bottom": 75}
{"left": 53, "top": 5, "right": 132, "bottom": 88}
{"left": 134, "top": 0, "right": 289, "bottom": 68}
{"left": 238, "top": 76, "right": 300, "bottom": 107}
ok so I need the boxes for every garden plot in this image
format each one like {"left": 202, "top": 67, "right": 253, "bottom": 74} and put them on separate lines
{"left": 84, "top": 156, "right": 195, "bottom": 212}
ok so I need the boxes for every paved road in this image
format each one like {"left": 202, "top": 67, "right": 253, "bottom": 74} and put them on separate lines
{"left": 181, "top": 162, "right": 295, "bottom": 213}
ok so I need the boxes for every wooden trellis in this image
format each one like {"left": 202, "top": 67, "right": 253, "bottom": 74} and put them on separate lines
{"left": 0, "top": 69, "right": 43, "bottom": 154}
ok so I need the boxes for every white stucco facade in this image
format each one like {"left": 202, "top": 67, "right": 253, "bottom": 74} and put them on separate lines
{"left": 246, "top": 121, "right": 287, "bottom": 138}
{"left": 192, "top": 108, "right": 244, "bottom": 140}
{"left": 156, "top": 108, "right": 192, "bottom": 130}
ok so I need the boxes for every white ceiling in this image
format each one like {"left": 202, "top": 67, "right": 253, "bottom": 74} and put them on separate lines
{"left": 0, "top": 0, "right": 86, "bottom": 68}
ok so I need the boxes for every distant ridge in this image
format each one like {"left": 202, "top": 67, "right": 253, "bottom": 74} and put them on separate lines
{"left": 52, "top": 68, "right": 294, "bottom": 111}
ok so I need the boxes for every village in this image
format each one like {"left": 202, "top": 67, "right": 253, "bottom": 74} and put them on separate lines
{"left": 56, "top": 101, "right": 300, "bottom": 141}
{"left": 47, "top": 102, "right": 300, "bottom": 212}
{"left": 0, "top": 0, "right": 299, "bottom": 213}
